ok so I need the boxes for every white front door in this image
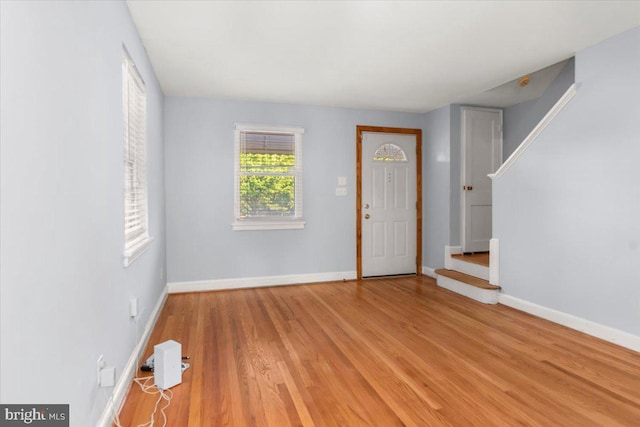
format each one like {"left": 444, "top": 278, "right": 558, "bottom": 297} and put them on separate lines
{"left": 461, "top": 107, "right": 502, "bottom": 253}
{"left": 362, "top": 132, "right": 417, "bottom": 277}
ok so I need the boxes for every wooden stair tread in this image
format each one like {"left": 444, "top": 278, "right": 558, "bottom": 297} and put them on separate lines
{"left": 435, "top": 269, "right": 500, "bottom": 290}
{"left": 451, "top": 252, "right": 489, "bottom": 267}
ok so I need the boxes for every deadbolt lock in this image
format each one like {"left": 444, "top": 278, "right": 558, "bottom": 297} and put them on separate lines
{"left": 364, "top": 214, "right": 370, "bottom": 219}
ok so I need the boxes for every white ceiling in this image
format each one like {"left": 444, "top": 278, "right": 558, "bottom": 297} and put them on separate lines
{"left": 125, "top": 1, "right": 640, "bottom": 113}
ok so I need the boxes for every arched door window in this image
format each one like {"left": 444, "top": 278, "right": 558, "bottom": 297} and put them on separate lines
{"left": 372, "top": 143, "right": 407, "bottom": 162}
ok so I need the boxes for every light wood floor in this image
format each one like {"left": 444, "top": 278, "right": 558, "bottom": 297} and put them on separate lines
{"left": 452, "top": 252, "right": 489, "bottom": 266}
{"left": 117, "top": 276, "right": 640, "bottom": 426}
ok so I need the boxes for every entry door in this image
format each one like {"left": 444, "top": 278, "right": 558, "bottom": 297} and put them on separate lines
{"left": 461, "top": 107, "right": 502, "bottom": 253}
{"left": 362, "top": 132, "right": 417, "bottom": 277}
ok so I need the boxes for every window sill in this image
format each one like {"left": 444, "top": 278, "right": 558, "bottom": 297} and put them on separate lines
{"left": 124, "top": 236, "right": 154, "bottom": 267}
{"left": 232, "top": 219, "right": 306, "bottom": 231}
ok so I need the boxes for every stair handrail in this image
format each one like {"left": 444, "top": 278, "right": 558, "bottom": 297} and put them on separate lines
{"left": 489, "top": 83, "right": 577, "bottom": 180}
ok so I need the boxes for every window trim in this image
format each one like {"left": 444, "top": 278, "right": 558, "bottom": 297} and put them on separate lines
{"left": 233, "top": 123, "right": 305, "bottom": 231}
{"left": 123, "top": 49, "right": 152, "bottom": 266}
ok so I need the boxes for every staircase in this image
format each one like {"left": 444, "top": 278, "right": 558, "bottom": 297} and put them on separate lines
{"left": 435, "top": 250, "right": 500, "bottom": 304}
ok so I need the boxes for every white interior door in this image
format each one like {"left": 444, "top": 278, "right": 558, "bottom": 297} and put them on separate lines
{"left": 362, "top": 132, "right": 417, "bottom": 277}
{"left": 461, "top": 107, "right": 502, "bottom": 253}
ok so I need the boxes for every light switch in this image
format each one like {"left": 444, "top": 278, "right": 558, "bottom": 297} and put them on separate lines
{"left": 336, "top": 187, "right": 347, "bottom": 196}
{"left": 337, "top": 176, "right": 347, "bottom": 186}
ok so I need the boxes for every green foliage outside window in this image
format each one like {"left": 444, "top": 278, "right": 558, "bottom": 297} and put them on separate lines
{"left": 239, "top": 153, "right": 295, "bottom": 217}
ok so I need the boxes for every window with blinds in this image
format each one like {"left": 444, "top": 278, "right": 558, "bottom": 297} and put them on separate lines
{"left": 233, "top": 124, "right": 305, "bottom": 231}
{"left": 123, "top": 50, "right": 152, "bottom": 265}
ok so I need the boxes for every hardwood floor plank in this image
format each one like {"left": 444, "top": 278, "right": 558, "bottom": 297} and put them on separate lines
{"left": 452, "top": 252, "right": 489, "bottom": 266}
{"left": 215, "top": 292, "right": 249, "bottom": 426}
{"left": 316, "top": 282, "right": 543, "bottom": 426}
{"left": 276, "top": 287, "right": 405, "bottom": 426}
{"left": 116, "top": 277, "right": 640, "bottom": 426}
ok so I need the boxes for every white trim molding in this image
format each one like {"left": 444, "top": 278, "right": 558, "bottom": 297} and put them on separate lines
{"left": 234, "top": 123, "right": 304, "bottom": 135}
{"left": 499, "top": 293, "right": 640, "bottom": 353}
{"left": 233, "top": 123, "right": 305, "bottom": 231}
{"left": 168, "top": 271, "right": 358, "bottom": 293}
{"left": 232, "top": 219, "right": 306, "bottom": 231}
{"left": 123, "top": 237, "right": 154, "bottom": 267}
{"left": 97, "top": 285, "right": 168, "bottom": 427}
{"left": 422, "top": 266, "right": 437, "bottom": 279}
{"left": 489, "top": 238, "right": 499, "bottom": 286}
{"left": 489, "top": 83, "right": 577, "bottom": 180}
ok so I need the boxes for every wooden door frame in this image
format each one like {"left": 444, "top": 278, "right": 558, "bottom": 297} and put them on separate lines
{"left": 356, "top": 125, "right": 422, "bottom": 279}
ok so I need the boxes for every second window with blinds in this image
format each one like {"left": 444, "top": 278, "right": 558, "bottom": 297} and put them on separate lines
{"left": 233, "top": 124, "right": 305, "bottom": 231}
{"left": 123, "top": 50, "right": 152, "bottom": 265}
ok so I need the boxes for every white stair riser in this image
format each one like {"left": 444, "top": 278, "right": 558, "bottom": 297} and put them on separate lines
{"left": 436, "top": 275, "right": 498, "bottom": 305}
{"left": 450, "top": 258, "right": 489, "bottom": 280}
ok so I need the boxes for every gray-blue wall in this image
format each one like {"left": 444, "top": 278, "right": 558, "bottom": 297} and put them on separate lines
{"left": 422, "top": 106, "right": 452, "bottom": 269}
{"left": 3, "top": 2, "right": 637, "bottom": 423}
{"left": 162, "top": 64, "right": 586, "bottom": 283}
{"left": 493, "top": 26, "right": 640, "bottom": 335}
{"left": 0, "top": 2, "right": 166, "bottom": 425}
{"left": 164, "top": 98, "right": 427, "bottom": 282}
{"left": 503, "top": 58, "right": 575, "bottom": 159}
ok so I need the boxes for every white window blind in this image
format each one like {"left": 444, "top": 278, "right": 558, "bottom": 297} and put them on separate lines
{"left": 233, "top": 124, "right": 305, "bottom": 231}
{"left": 123, "top": 51, "right": 152, "bottom": 265}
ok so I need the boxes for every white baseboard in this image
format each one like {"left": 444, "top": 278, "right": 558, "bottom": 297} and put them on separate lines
{"left": 499, "top": 294, "right": 640, "bottom": 353}
{"left": 422, "top": 266, "right": 437, "bottom": 279}
{"left": 437, "top": 275, "right": 499, "bottom": 304}
{"left": 97, "top": 284, "right": 168, "bottom": 427}
{"left": 168, "top": 271, "right": 358, "bottom": 293}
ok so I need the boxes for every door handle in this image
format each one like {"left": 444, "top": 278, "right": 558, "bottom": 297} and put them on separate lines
{"left": 364, "top": 204, "right": 370, "bottom": 209}
{"left": 364, "top": 214, "right": 370, "bottom": 219}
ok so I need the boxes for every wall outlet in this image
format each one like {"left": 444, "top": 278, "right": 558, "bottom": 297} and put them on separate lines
{"left": 96, "top": 355, "right": 105, "bottom": 383}
{"left": 99, "top": 366, "right": 116, "bottom": 388}
{"left": 129, "top": 297, "right": 138, "bottom": 318}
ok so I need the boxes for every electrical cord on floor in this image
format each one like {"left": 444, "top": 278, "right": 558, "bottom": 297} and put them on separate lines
{"left": 107, "top": 376, "right": 173, "bottom": 427}
{"left": 133, "top": 376, "right": 173, "bottom": 427}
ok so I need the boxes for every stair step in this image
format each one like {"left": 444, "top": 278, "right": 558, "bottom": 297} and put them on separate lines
{"left": 435, "top": 269, "right": 500, "bottom": 290}
{"left": 451, "top": 252, "right": 489, "bottom": 267}
{"left": 448, "top": 255, "right": 489, "bottom": 280}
